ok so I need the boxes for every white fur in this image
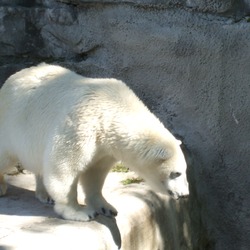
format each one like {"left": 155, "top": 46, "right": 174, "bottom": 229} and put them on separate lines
{"left": 0, "top": 63, "right": 189, "bottom": 221}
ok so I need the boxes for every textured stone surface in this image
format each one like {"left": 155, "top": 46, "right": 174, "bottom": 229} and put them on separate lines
{"left": 0, "top": 1, "right": 250, "bottom": 249}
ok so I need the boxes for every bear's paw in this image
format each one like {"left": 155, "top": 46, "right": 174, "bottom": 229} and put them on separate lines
{"left": 86, "top": 196, "right": 118, "bottom": 218}
{"left": 54, "top": 203, "right": 99, "bottom": 222}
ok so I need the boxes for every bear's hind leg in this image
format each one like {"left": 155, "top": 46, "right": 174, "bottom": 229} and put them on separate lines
{"left": 0, "top": 153, "right": 18, "bottom": 196}
{"left": 79, "top": 156, "right": 118, "bottom": 218}
{"left": 35, "top": 174, "right": 54, "bottom": 204}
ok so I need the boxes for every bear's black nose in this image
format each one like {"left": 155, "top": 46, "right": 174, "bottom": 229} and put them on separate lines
{"left": 168, "top": 190, "right": 174, "bottom": 196}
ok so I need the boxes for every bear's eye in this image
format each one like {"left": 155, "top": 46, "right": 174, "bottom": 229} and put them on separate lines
{"left": 170, "top": 172, "right": 182, "bottom": 179}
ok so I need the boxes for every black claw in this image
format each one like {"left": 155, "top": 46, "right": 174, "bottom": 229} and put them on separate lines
{"left": 88, "top": 215, "right": 92, "bottom": 220}
{"left": 47, "top": 198, "right": 55, "bottom": 205}
{"left": 110, "top": 210, "right": 118, "bottom": 216}
{"left": 101, "top": 207, "right": 106, "bottom": 214}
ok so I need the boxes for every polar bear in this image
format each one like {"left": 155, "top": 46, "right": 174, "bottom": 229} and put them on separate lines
{"left": 0, "top": 63, "right": 189, "bottom": 221}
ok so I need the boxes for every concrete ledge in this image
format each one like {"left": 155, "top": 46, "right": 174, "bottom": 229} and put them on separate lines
{"left": 0, "top": 173, "right": 190, "bottom": 250}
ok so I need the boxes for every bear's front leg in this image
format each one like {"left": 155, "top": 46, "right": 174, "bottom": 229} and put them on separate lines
{"left": 79, "top": 156, "right": 118, "bottom": 218}
{"left": 44, "top": 165, "right": 98, "bottom": 221}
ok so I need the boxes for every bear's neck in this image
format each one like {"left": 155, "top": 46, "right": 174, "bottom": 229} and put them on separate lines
{"left": 101, "top": 112, "right": 170, "bottom": 163}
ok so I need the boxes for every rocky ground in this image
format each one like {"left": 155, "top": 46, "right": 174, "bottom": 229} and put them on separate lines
{"left": 0, "top": 170, "right": 189, "bottom": 250}
{"left": 0, "top": 171, "right": 131, "bottom": 250}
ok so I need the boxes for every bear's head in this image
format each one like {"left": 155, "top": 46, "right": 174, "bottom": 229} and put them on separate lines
{"left": 125, "top": 134, "right": 189, "bottom": 199}
{"left": 163, "top": 139, "right": 189, "bottom": 199}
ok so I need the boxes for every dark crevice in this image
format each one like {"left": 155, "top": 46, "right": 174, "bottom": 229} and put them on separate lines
{"left": 73, "top": 45, "right": 101, "bottom": 62}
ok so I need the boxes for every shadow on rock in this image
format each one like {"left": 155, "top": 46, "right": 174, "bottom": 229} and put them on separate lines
{"left": 0, "top": 184, "right": 56, "bottom": 217}
{"left": 95, "top": 215, "right": 122, "bottom": 249}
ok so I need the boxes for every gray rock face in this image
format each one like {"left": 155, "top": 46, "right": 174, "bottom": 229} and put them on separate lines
{"left": 0, "top": 1, "right": 250, "bottom": 249}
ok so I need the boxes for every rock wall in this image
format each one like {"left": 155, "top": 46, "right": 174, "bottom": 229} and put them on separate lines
{"left": 1, "top": 1, "right": 250, "bottom": 249}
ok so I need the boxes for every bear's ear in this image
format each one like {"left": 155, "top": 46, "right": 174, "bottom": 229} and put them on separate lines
{"left": 177, "top": 140, "right": 182, "bottom": 145}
